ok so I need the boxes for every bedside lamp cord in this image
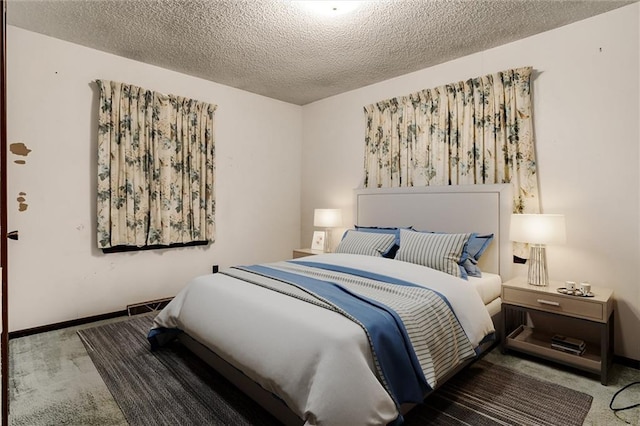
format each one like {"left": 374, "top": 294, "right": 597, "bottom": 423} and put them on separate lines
{"left": 609, "top": 381, "right": 640, "bottom": 423}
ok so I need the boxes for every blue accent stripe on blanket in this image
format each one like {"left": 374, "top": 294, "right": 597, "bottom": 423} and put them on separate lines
{"left": 241, "top": 264, "right": 430, "bottom": 405}
{"left": 148, "top": 327, "right": 182, "bottom": 350}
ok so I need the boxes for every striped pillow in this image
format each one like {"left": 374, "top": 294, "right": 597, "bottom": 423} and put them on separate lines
{"left": 334, "top": 230, "right": 396, "bottom": 257}
{"left": 396, "top": 229, "right": 472, "bottom": 278}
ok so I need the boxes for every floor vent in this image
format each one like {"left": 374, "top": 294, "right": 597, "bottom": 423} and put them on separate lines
{"left": 127, "top": 297, "right": 173, "bottom": 316}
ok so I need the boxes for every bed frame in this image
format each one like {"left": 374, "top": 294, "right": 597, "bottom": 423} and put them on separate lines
{"left": 179, "top": 184, "right": 514, "bottom": 425}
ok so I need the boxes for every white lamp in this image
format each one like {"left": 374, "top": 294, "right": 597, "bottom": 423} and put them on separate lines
{"left": 313, "top": 208, "right": 342, "bottom": 252}
{"left": 510, "top": 214, "right": 566, "bottom": 286}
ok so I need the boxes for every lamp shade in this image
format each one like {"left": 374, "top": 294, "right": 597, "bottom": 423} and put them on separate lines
{"left": 314, "top": 209, "right": 342, "bottom": 228}
{"left": 510, "top": 214, "right": 566, "bottom": 245}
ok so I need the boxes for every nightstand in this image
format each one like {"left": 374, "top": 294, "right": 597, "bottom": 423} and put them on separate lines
{"left": 500, "top": 277, "right": 614, "bottom": 385}
{"left": 292, "top": 248, "right": 324, "bottom": 259}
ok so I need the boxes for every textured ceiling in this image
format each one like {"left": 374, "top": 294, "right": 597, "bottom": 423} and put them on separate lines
{"left": 7, "top": 0, "right": 635, "bottom": 105}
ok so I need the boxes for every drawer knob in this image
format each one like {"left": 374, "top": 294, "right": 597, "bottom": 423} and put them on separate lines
{"left": 537, "top": 299, "right": 560, "bottom": 306}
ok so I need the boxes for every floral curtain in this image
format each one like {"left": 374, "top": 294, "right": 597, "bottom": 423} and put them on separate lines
{"left": 96, "top": 80, "right": 216, "bottom": 249}
{"left": 363, "top": 66, "right": 539, "bottom": 217}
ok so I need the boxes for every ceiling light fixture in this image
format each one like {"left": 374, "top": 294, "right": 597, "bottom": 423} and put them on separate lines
{"left": 294, "top": 1, "right": 363, "bottom": 16}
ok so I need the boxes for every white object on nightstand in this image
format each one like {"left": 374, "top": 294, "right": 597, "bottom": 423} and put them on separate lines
{"left": 500, "top": 276, "right": 614, "bottom": 385}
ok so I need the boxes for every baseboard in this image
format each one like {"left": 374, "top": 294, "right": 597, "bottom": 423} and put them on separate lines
{"left": 9, "top": 297, "right": 175, "bottom": 339}
{"left": 614, "top": 354, "right": 640, "bottom": 370}
{"left": 9, "top": 310, "right": 128, "bottom": 339}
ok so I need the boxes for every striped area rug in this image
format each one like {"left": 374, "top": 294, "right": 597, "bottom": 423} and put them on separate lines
{"left": 78, "top": 314, "right": 280, "bottom": 426}
{"left": 405, "top": 360, "right": 593, "bottom": 426}
{"left": 79, "top": 314, "right": 592, "bottom": 426}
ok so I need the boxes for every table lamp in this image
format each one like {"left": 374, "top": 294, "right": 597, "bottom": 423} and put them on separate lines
{"left": 313, "top": 208, "right": 342, "bottom": 252}
{"left": 510, "top": 214, "right": 566, "bottom": 286}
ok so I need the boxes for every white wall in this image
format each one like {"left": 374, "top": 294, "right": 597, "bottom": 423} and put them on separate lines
{"left": 7, "top": 26, "right": 302, "bottom": 331}
{"left": 302, "top": 4, "right": 640, "bottom": 360}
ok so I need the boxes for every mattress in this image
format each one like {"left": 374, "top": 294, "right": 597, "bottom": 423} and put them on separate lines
{"left": 468, "top": 272, "right": 502, "bottom": 316}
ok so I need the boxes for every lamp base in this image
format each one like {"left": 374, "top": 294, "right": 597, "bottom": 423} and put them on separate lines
{"left": 527, "top": 245, "right": 549, "bottom": 286}
{"left": 323, "top": 229, "right": 332, "bottom": 253}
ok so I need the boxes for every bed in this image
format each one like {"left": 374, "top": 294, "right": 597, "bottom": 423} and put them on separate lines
{"left": 149, "top": 184, "right": 513, "bottom": 425}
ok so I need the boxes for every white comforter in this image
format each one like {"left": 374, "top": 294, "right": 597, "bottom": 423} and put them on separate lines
{"left": 152, "top": 253, "right": 495, "bottom": 425}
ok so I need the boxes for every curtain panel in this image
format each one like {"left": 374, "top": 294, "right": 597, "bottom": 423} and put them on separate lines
{"left": 363, "top": 66, "right": 539, "bottom": 218}
{"left": 96, "top": 80, "right": 216, "bottom": 249}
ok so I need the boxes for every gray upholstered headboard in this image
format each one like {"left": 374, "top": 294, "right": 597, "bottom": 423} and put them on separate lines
{"left": 354, "top": 184, "right": 513, "bottom": 280}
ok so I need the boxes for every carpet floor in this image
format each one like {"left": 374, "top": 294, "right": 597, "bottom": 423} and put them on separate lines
{"left": 78, "top": 314, "right": 594, "bottom": 425}
{"left": 9, "top": 313, "right": 640, "bottom": 425}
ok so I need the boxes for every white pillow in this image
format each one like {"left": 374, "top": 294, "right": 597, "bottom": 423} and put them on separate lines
{"left": 334, "top": 230, "right": 396, "bottom": 257}
{"left": 396, "top": 229, "right": 472, "bottom": 278}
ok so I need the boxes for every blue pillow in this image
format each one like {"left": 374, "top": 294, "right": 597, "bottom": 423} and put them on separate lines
{"left": 462, "top": 234, "right": 494, "bottom": 277}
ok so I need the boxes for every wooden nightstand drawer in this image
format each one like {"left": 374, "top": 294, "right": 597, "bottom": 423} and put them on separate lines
{"left": 503, "top": 287, "right": 604, "bottom": 321}
{"left": 501, "top": 277, "right": 613, "bottom": 323}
